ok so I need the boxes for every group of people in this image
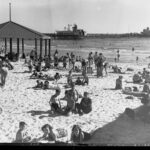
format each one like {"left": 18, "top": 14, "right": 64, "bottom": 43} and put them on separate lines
{"left": 14, "top": 121, "right": 92, "bottom": 144}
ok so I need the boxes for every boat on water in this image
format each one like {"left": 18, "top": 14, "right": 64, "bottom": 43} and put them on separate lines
{"left": 54, "top": 24, "right": 85, "bottom": 40}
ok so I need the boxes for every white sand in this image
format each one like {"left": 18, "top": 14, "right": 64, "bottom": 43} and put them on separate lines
{"left": 0, "top": 60, "right": 149, "bottom": 144}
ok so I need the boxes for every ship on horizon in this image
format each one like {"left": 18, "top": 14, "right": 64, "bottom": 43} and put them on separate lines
{"left": 50, "top": 24, "right": 85, "bottom": 40}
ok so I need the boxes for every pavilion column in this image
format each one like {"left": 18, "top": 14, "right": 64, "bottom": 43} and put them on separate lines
{"left": 48, "top": 39, "right": 51, "bottom": 59}
{"left": 17, "top": 38, "right": 20, "bottom": 60}
{"left": 22, "top": 38, "right": 24, "bottom": 54}
{"left": 9, "top": 38, "right": 12, "bottom": 60}
{"left": 35, "top": 38, "right": 37, "bottom": 59}
{"left": 40, "top": 38, "right": 43, "bottom": 59}
{"left": 4, "top": 38, "right": 7, "bottom": 54}
{"left": 45, "top": 39, "right": 47, "bottom": 56}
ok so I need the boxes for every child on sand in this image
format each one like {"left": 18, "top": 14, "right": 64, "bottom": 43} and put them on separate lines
{"left": 115, "top": 76, "right": 123, "bottom": 90}
{"left": 82, "top": 74, "right": 89, "bottom": 85}
{"left": 49, "top": 89, "right": 62, "bottom": 114}
{"left": 43, "top": 81, "right": 49, "bottom": 90}
{"left": 75, "top": 77, "right": 82, "bottom": 85}
{"left": 70, "top": 125, "right": 92, "bottom": 143}
{"left": 14, "top": 122, "right": 31, "bottom": 143}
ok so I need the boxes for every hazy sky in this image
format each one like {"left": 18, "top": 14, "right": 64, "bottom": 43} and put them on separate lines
{"left": 0, "top": 0, "right": 150, "bottom": 33}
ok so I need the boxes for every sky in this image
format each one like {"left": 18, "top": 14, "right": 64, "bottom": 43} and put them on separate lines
{"left": 0, "top": 0, "right": 150, "bottom": 34}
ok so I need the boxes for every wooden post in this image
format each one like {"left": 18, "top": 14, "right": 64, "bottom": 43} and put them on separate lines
{"left": 4, "top": 38, "right": 7, "bottom": 54}
{"left": 22, "top": 38, "right": 24, "bottom": 54}
{"left": 45, "top": 39, "right": 47, "bottom": 56}
{"left": 48, "top": 39, "right": 51, "bottom": 59}
{"left": 17, "top": 38, "right": 20, "bottom": 60}
{"left": 40, "top": 38, "right": 43, "bottom": 59}
{"left": 10, "top": 38, "right": 12, "bottom": 60}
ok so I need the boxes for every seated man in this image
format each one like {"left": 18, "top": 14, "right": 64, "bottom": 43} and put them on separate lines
{"left": 82, "top": 74, "right": 89, "bottom": 85}
{"left": 115, "top": 76, "right": 123, "bottom": 90}
{"left": 14, "top": 122, "right": 31, "bottom": 143}
{"left": 133, "top": 73, "right": 142, "bottom": 83}
{"left": 43, "top": 80, "right": 49, "bottom": 90}
{"left": 75, "top": 92, "right": 92, "bottom": 115}
{"left": 49, "top": 89, "right": 62, "bottom": 114}
{"left": 60, "top": 90, "right": 75, "bottom": 115}
{"left": 75, "top": 77, "right": 82, "bottom": 85}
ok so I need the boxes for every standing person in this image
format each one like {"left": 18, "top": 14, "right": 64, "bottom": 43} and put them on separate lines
{"left": 0, "top": 61, "right": 8, "bottom": 87}
{"left": 117, "top": 53, "right": 120, "bottom": 62}
{"left": 88, "top": 52, "right": 93, "bottom": 67}
{"left": 63, "top": 55, "right": 67, "bottom": 69}
{"left": 72, "top": 55, "right": 76, "bottom": 71}
{"left": 54, "top": 53, "right": 59, "bottom": 68}
{"left": 81, "top": 59, "right": 87, "bottom": 76}
{"left": 94, "top": 52, "right": 98, "bottom": 69}
{"left": 136, "top": 56, "right": 139, "bottom": 63}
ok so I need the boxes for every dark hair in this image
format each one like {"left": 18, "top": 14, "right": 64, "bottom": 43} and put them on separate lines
{"left": 56, "top": 89, "right": 60, "bottom": 93}
{"left": 72, "top": 125, "right": 82, "bottom": 135}
{"left": 19, "top": 122, "right": 26, "bottom": 127}
{"left": 41, "top": 124, "right": 52, "bottom": 131}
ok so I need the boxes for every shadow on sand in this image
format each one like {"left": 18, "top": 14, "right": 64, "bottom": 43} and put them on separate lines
{"left": 84, "top": 105, "right": 150, "bottom": 145}
{"left": 13, "top": 70, "right": 31, "bottom": 74}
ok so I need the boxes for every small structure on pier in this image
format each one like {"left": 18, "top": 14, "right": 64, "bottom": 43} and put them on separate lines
{"left": 0, "top": 3, "right": 51, "bottom": 60}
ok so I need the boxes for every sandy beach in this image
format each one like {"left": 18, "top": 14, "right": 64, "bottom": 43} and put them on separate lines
{"left": 0, "top": 59, "right": 149, "bottom": 145}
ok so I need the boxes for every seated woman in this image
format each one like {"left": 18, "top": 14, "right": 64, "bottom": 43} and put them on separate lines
{"left": 133, "top": 72, "right": 143, "bottom": 83}
{"left": 75, "top": 77, "right": 83, "bottom": 85}
{"left": 70, "top": 125, "right": 92, "bottom": 143}
{"left": 43, "top": 80, "right": 49, "bottom": 90}
{"left": 32, "top": 124, "right": 56, "bottom": 143}
{"left": 115, "top": 76, "right": 123, "bottom": 90}
{"left": 75, "top": 92, "right": 92, "bottom": 115}
{"left": 82, "top": 74, "right": 89, "bottom": 85}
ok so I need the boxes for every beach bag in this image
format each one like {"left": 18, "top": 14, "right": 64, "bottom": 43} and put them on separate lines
{"left": 56, "top": 128, "right": 68, "bottom": 138}
{"left": 87, "top": 67, "right": 93, "bottom": 74}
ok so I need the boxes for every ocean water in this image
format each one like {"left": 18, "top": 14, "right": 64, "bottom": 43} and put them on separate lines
{"left": 1, "top": 37, "right": 150, "bottom": 64}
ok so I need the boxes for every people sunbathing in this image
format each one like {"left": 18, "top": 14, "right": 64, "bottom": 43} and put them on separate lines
{"left": 115, "top": 76, "right": 123, "bottom": 90}
{"left": 14, "top": 122, "right": 31, "bottom": 143}
{"left": 70, "top": 125, "right": 92, "bottom": 143}
{"left": 75, "top": 77, "right": 83, "bottom": 85}
{"left": 75, "top": 75, "right": 89, "bottom": 86}
{"left": 75, "top": 92, "right": 92, "bottom": 116}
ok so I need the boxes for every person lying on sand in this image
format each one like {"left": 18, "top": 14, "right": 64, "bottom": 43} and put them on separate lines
{"left": 32, "top": 124, "right": 56, "bottom": 143}
{"left": 14, "top": 122, "right": 31, "bottom": 143}
{"left": 70, "top": 125, "right": 92, "bottom": 143}
{"left": 75, "top": 92, "right": 92, "bottom": 116}
{"left": 112, "top": 65, "right": 125, "bottom": 74}
{"left": 115, "top": 76, "right": 123, "bottom": 90}
{"left": 0, "top": 61, "right": 7, "bottom": 87}
{"left": 49, "top": 89, "right": 62, "bottom": 114}
{"left": 60, "top": 90, "right": 76, "bottom": 116}
{"left": 133, "top": 72, "right": 143, "bottom": 83}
